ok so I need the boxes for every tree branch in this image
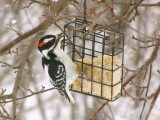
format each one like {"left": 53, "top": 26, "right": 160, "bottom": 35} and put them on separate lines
{"left": 139, "top": 64, "right": 152, "bottom": 119}
{"left": 0, "top": 17, "right": 53, "bottom": 56}
{"left": 123, "top": 39, "right": 160, "bottom": 87}
{"left": 11, "top": 16, "right": 54, "bottom": 120}
{"left": 145, "top": 84, "right": 160, "bottom": 120}
{"left": 0, "top": 87, "right": 55, "bottom": 104}
{"left": 89, "top": 101, "right": 109, "bottom": 120}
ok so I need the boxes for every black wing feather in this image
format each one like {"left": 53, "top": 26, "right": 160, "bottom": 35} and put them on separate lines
{"left": 42, "top": 57, "right": 70, "bottom": 101}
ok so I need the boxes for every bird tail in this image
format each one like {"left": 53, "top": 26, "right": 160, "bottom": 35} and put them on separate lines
{"left": 58, "top": 89, "right": 75, "bottom": 104}
{"left": 66, "top": 89, "right": 75, "bottom": 104}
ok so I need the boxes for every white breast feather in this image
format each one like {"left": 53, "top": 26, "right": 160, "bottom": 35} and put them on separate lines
{"left": 53, "top": 47, "right": 78, "bottom": 86}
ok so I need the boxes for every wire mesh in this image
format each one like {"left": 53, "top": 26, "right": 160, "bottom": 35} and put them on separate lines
{"left": 63, "top": 18, "right": 124, "bottom": 101}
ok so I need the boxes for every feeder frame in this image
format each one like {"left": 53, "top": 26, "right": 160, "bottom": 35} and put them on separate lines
{"left": 62, "top": 0, "right": 124, "bottom": 101}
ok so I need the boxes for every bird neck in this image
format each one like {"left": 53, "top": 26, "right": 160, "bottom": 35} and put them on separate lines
{"left": 48, "top": 50, "right": 57, "bottom": 59}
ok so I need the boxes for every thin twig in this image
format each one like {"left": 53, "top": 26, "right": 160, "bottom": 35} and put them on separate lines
{"left": 139, "top": 44, "right": 156, "bottom": 49}
{"left": 7, "top": 24, "right": 21, "bottom": 36}
{"left": 0, "top": 104, "right": 11, "bottom": 119}
{"left": 89, "top": 101, "right": 109, "bottom": 120}
{"left": 139, "top": 64, "right": 152, "bottom": 120}
{"left": 30, "top": 0, "right": 47, "bottom": 6}
{"left": 0, "top": 61, "right": 19, "bottom": 69}
{"left": 123, "top": 88, "right": 155, "bottom": 101}
{"left": 126, "top": 23, "right": 153, "bottom": 39}
{"left": 0, "top": 87, "right": 55, "bottom": 104}
{"left": 145, "top": 84, "right": 160, "bottom": 120}
{"left": 10, "top": 0, "right": 18, "bottom": 8}
{"left": 132, "top": 35, "right": 154, "bottom": 43}
{"left": 0, "top": 17, "right": 53, "bottom": 56}
{"left": 123, "top": 38, "right": 160, "bottom": 87}
{"left": 20, "top": 83, "right": 34, "bottom": 94}
{"left": 113, "top": 2, "right": 160, "bottom": 7}
{"left": 0, "top": 110, "right": 11, "bottom": 119}
{"left": 18, "top": 2, "right": 34, "bottom": 10}
{"left": 19, "top": 0, "right": 47, "bottom": 9}
{"left": 129, "top": 81, "right": 147, "bottom": 89}
{"left": 121, "top": 0, "right": 144, "bottom": 21}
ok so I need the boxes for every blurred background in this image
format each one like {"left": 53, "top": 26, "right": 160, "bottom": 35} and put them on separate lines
{"left": 0, "top": 0, "right": 160, "bottom": 120}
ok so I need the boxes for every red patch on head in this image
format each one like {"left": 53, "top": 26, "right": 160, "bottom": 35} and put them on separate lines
{"left": 38, "top": 42, "right": 46, "bottom": 47}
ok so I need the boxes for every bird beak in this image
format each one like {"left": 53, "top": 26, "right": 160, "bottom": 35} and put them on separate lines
{"left": 56, "top": 33, "right": 64, "bottom": 40}
{"left": 55, "top": 33, "right": 64, "bottom": 47}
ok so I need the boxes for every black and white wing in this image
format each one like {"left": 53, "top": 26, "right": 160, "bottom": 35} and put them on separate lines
{"left": 49, "top": 64, "right": 66, "bottom": 93}
{"left": 42, "top": 57, "right": 70, "bottom": 101}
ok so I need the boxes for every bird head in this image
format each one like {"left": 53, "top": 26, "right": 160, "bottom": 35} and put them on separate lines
{"left": 38, "top": 33, "right": 64, "bottom": 54}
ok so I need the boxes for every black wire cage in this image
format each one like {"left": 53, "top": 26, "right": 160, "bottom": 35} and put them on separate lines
{"left": 63, "top": 18, "right": 124, "bottom": 101}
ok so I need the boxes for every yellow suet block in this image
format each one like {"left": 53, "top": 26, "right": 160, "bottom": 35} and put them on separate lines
{"left": 72, "top": 55, "right": 122, "bottom": 100}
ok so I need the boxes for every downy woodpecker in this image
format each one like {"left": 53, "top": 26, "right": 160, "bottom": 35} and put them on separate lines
{"left": 38, "top": 33, "right": 78, "bottom": 103}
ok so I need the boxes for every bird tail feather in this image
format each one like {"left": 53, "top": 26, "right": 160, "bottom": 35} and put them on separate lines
{"left": 58, "top": 89, "right": 75, "bottom": 104}
{"left": 66, "top": 89, "right": 75, "bottom": 104}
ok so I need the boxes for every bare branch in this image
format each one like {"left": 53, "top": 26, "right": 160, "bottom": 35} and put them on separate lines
{"left": 0, "top": 94, "right": 14, "bottom": 100}
{"left": 123, "top": 88, "right": 155, "bottom": 101}
{"left": 11, "top": 16, "right": 54, "bottom": 119}
{"left": 30, "top": 0, "right": 47, "bottom": 6}
{"left": 121, "top": 0, "right": 145, "bottom": 21}
{"left": 89, "top": 101, "right": 109, "bottom": 120}
{"left": 18, "top": 2, "right": 34, "bottom": 10}
{"left": 0, "top": 17, "right": 53, "bottom": 56}
{"left": 7, "top": 24, "right": 21, "bottom": 36}
{"left": 10, "top": 0, "right": 18, "bottom": 8}
{"left": 132, "top": 35, "right": 154, "bottom": 43}
{"left": 19, "top": 0, "right": 47, "bottom": 10}
{"left": 20, "top": 83, "right": 34, "bottom": 94}
{"left": 113, "top": 1, "right": 160, "bottom": 7}
{"left": 0, "top": 104, "right": 11, "bottom": 119}
{"left": 145, "top": 84, "right": 160, "bottom": 120}
{"left": 139, "top": 64, "right": 152, "bottom": 119}
{"left": 0, "top": 87, "right": 55, "bottom": 104}
{"left": 0, "top": 61, "right": 19, "bottom": 69}
{"left": 123, "top": 38, "right": 160, "bottom": 87}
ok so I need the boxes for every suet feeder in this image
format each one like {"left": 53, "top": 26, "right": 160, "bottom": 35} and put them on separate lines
{"left": 63, "top": 0, "right": 124, "bottom": 101}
